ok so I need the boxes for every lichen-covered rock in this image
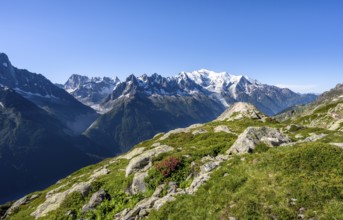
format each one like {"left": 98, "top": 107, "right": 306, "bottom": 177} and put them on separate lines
{"left": 4, "top": 195, "right": 32, "bottom": 216}
{"left": 214, "top": 125, "right": 235, "bottom": 134}
{"left": 200, "top": 161, "right": 220, "bottom": 173}
{"left": 227, "top": 126, "right": 291, "bottom": 154}
{"left": 303, "top": 133, "right": 327, "bottom": 142}
{"left": 284, "top": 124, "right": 304, "bottom": 132}
{"left": 187, "top": 172, "right": 211, "bottom": 194}
{"left": 131, "top": 171, "right": 149, "bottom": 194}
{"left": 115, "top": 197, "right": 158, "bottom": 220}
{"left": 90, "top": 167, "right": 110, "bottom": 179}
{"left": 153, "top": 195, "right": 176, "bottom": 210}
{"left": 115, "top": 154, "right": 231, "bottom": 219}
{"left": 330, "top": 142, "right": 343, "bottom": 149}
{"left": 152, "top": 184, "right": 165, "bottom": 197}
{"left": 82, "top": 189, "right": 110, "bottom": 213}
{"left": 159, "top": 124, "right": 203, "bottom": 140}
{"left": 216, "top": 102, "right": 267, "bottom": 121}
{"left": 167, "top": 182, "right": 177, "bottom": 194}
{"left": 151, "top": 142, "right": 160, "bottom": 147}
{"left": 119, "top": 147, "right": 145, "bottom": 160}
{"left": 31, "top": 182, "right": 92, "bottom": 218}
{"left": 295, "top": 134, "right": 303, "bottom": 139}
{"left": 125, "top": 145, "right": 174, "bottom": 177}
{"left": 192, "top": 128, "right": 208, "bottom": 135}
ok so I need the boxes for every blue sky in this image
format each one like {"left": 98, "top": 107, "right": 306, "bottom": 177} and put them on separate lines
{"left": 0, "top": 0, "right": 342, "bottom": 93}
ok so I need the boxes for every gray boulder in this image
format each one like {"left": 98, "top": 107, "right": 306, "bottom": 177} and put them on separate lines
{"left": 126, "top": 145, "right": 174, "bottom": 177}
{"left": 216, "top": 102, "right": 267, "bottom": 121}
{"left": 214, "top": 125, "right": 235, "bottom": 134}
{"left": 131, "top": 171, "right": 149, "bottom": 194}
{"left": 227, "top": 126, "right": 291, "bottom": 154}
{"left": 192, "top": 128, "right": 208, "bottom": 135}
{"left": 4, "top": 196, "right": 28, "bottom": 216}
{"left": 31, "top": 181, "right": 92, "bottom": 218}
{"left": 119, "top": 147, "right": 145, "bottom": 160}
{"left": 153, "top": 195, "right": 176, "bottom": 210}
{"left": 82, "top": 189, "right": 110, "bottom": 213}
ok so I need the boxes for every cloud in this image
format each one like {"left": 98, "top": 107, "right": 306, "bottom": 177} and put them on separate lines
{"left": 275, "top": 84, "right": 319, "bottom": 94}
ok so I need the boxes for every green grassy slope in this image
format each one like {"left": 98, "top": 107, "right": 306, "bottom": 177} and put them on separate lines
{"left": 3, "top": 102, "right": 343, "bottom": 220}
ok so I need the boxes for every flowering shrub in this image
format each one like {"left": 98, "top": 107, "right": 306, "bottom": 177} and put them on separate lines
{"left": 155, "top": 156, "right": 180, "bottom": 177}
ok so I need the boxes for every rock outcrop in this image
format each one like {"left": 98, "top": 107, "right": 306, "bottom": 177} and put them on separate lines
{"left": 131, "top": 171, "right": 149, "bottom": 194}
{"left": 227, "top": 126, "right": 291, "bottom": 154}
{"left": 159, "top": 124, "right": 203, "bottom": 140}
{"left": 119, "top": 147, "right": 146, "bottom": 160}
{"left": 3, "top": 194, "right": 39, "bottom": 217}
{"left": 192, "top": 128, "right": 208, "bottom": 135}
{"left": 115, "top": 153, "right": 231, "bottom": 220}
{"left": 125, "top": 145, "right": 174, "bottom": 177}
{"left": 82, "top": 190, "right": 110, "bottom": 213}
{"left": 31, "top": 182, "right": 92, "bottom": 218}
{"left": 330, "top": 142, "right": 343, "bottom": 149}
{"left": 214, "top": 125, "right": 237, "bottom": 135}
{"left": 217, "top": 102, "right": 267, "bottom": 121}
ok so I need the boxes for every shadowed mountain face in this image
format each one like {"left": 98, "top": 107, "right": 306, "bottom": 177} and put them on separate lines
{"left": 0, "top": 53, "right": 110, "bottom": 204}
{"left": 0, "top": 53, "right": 98, "bottom": 135}
{"left": 0, "top": 86, "right": 102, "bottom": 203}
{"left": 85, "top": 92, "right": 224, "bottom": 154}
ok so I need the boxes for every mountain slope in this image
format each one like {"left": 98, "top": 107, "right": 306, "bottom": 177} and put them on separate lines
{"left": 4, "top": 99, "right": 343, "bottom": 220}
{"left": 275, "top": 83, "right": 343, "bottom": 131}
{"left": 0, "top": 86, "right": 102, "bottom": 204}
{"left": 0, "top": 53, "right": 98, "bottom": 134}
{"left": 85, "top": 73, "right": 225, "bottom": 154}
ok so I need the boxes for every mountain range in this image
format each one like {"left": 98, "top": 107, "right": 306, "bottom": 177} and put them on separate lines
{"left": 0, "top": 52, "right": 317, "bottom": 204}
{"left": 63, "top": 74, "right": 120, "bottom": 112}
{"left": 63, "top": 69, "right": 316, "bottom": 153}
{"left": 3, "top": 81, "right": 342, "bottom": 219}
{"left": 63, "top": 69, "right": 317, "bottom": 116}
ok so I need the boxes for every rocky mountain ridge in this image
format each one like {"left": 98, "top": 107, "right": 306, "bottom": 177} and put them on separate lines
{"left": 64, "top": 74, "right": 120, "bottom": 112}
{"left": 65, "top": 69, "right": 317, "bottom": 116}
{"left": 0, "top": 53, "right": 109, "bottom": 204}
{"left": 0, "top": 53, "right": 98, "bottom": 135}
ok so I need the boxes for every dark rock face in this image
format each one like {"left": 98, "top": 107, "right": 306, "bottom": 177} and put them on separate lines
{"left": 0, "top": 53, "right": 98, "bottom": 135}
{"left": 0, "top": 53, "right": 108, "bottom": 204}
{"left": 82, "top": 190, "right": 110, "bottom": 213}
{"left": 85, "top": 92, "right": 224, "bottom": 154}
{"left": 0, "top": 86, "right": 101, "bottom": 204}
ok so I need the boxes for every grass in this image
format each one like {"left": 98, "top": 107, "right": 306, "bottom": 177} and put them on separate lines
{"left": 6, "top": 115, "right": 343, "bottom": 220}
{"left": 293, "top": 100, "right": 343, "bottom": 129}
{"left": 148, "top": 142, "right": 343, "bottom": 219}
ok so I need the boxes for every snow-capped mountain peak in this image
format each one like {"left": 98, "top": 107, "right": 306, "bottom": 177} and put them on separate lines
{"left": 178, "top": 69, "right": 255, "bottom": 96}
{"left": 63, "top": 74, "right": 121, "bottom": 110}
{"left": 64, "top": 69, "right": 317, "bottom": 116}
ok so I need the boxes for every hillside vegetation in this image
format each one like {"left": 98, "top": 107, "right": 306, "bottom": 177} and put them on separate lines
{"left": 2, "top": 99, "right": 343, "bottom": 220}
